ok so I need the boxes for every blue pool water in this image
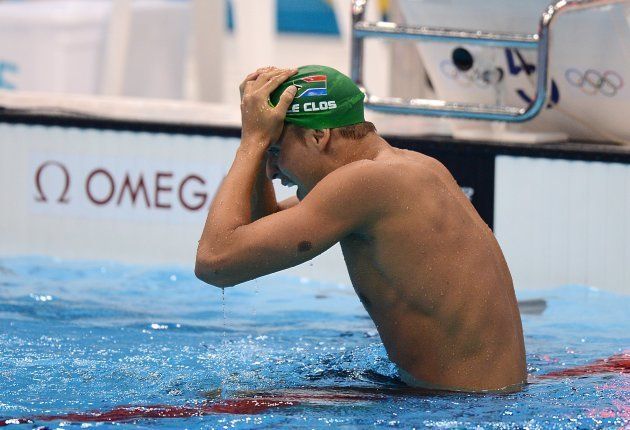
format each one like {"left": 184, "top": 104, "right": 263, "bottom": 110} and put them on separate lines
{"left": 0, "top": 256, "right": 628, "bottom": 429}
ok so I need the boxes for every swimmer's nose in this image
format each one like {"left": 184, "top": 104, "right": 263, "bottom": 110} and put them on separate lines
{"left": 266, "top": 157, "right": 279, "bottom": 181}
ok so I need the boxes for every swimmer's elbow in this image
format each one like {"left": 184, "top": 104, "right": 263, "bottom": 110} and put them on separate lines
{"left": 194, "top": 251, "right": 237, "bottom": 288}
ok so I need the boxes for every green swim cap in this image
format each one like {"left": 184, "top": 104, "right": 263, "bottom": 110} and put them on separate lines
{"left": 269, "top": 65, "right": 365, "bottom": 129}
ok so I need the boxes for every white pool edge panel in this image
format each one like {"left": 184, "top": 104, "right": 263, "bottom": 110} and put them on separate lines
{"left": 494, "top": 156, "right": 630, "bottom": 294}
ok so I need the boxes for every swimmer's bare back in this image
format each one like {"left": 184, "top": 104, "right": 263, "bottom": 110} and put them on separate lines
{"left": 339, "top": 147, "right": 527, "bottom": 392}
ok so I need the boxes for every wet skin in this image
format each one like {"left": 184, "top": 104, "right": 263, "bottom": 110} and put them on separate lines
{"left": 336, "top": 148, "right": 526, "bottom": 392}
{"left": 196, "top": 67, "right": 527, "bottom": 393}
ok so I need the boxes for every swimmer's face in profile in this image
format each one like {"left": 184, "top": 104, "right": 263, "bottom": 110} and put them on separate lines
{"left": 266, "top": 124, "right": 322, "bottom": 200}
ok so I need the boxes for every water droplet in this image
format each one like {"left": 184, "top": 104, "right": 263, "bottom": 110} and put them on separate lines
{"left": 222, "top": 288, "right": 226, "bottom": 340}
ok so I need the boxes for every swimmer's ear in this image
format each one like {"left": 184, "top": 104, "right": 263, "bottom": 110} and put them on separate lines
{"left": 312, "top": 129, "right": 331, "bottom": 153}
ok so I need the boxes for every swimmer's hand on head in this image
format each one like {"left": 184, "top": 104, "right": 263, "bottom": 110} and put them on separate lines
{"left": 239, "top": 67, "right": 298, "bottom": 152}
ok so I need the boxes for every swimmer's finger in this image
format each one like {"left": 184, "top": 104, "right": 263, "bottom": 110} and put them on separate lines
{"left": 253, "top": 69, "right": 287, "bottom": 92}
{"left": 246, "top": 67, "right": 278, "bottom": 83}
{"left": 239, "top": 80, "right": 257, "bottom": 101}
{"left": 243, "top": 66, "right": 275, "bottom": 83}
{"left": 240, "top": 71, "right": 263, "bottom": 99}
{"left": 258, "top": 69, "right": 297, "bottom": 97}
{"left": 240, "top": 67, "right": 276, "bottom": 98}
{"left": 256, "top": 66, "right": 278, "bottom": 75}
{"left": 274, "top": 86, "right": 298, "bottom": 114}
{"left": 255, "top": 67, "right": 295, "bottom": 87}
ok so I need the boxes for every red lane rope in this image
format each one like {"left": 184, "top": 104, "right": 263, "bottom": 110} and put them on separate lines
{"left": 0, "top": 398, "right": 297, "bottom": 426}
{"left": 538, "top": 352, "right": 630, "bottom": 379}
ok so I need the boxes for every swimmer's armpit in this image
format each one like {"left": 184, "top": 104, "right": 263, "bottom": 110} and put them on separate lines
{"left": 297, "top": 241, "right": 312, "bottom": 252}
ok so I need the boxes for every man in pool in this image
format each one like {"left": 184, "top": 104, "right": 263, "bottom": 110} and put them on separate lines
{"left": 195, "top": 65, "right": 527, "bottom": 393}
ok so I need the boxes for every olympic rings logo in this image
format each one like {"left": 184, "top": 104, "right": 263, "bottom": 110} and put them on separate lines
{"left": 439, "top": 60, "right": 502, "bottom": 89}
{"left": 565, "top": 68, "right": 624, "bottom": 97}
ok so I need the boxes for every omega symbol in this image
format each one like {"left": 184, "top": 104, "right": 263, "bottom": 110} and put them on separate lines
{"left": 34, "top": 161, "right": 71, "bottom": 204}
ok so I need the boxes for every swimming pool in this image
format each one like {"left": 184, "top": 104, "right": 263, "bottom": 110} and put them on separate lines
{"left": 0, "top": 256, "right": 628, "bottom": 429}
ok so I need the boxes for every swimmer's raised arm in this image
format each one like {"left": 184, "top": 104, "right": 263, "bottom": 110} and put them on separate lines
{"left": 195, "top": 161, "right": 384, "bottom": 287}
{"left": 278, "top": 196, "right": 300, "bottom": 211}
{"left": 196, "top": 66, "right": 300, "bottom": 286}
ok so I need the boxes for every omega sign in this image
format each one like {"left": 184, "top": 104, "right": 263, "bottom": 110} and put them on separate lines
{"left": 30, "top": 155, "right": 226, "bottom": 222}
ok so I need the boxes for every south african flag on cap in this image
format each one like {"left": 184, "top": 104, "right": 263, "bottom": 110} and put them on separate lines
{"left": 269, "top": 65, "right": 365, "bottom": 130}
{"left": 293, "top": 75, "right": 327, "bottom": 98}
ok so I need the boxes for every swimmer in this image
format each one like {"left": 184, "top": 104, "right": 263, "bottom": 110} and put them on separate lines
{"left": 195, "top": 65, "right": 527, "bottom": 393}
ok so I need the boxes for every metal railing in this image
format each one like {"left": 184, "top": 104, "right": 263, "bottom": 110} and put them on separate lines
{"left": 351, "top": 0, "right": 627, "bottom": 122}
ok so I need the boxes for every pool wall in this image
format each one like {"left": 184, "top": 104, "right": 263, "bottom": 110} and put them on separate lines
{"left": 1, "top": 111, "right": 629, "bottom": 294}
